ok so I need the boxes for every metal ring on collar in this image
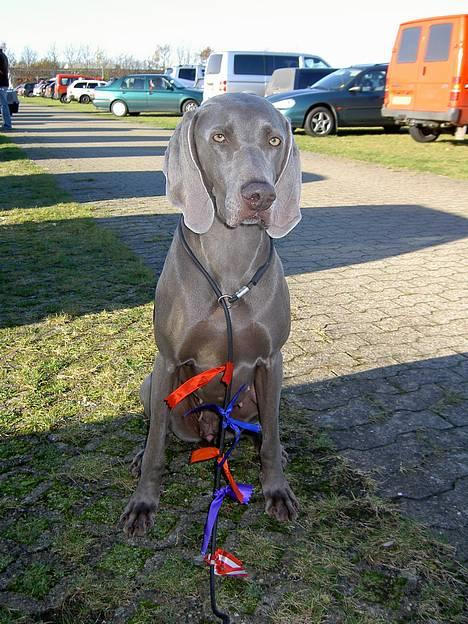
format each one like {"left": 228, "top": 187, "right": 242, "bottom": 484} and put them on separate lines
{"left": 217, "top": 294, "right": 232, "bottom": 308}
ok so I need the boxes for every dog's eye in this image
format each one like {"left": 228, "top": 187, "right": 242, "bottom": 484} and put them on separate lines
{"left": 212, "top": 133, "right": 226, "bottom": 143}
{"left": 269, "top": 136, "right": 282, "bottom": 147}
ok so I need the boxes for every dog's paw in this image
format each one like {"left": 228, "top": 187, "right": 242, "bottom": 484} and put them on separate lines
{"left": 264, "top": 481, "right": 299, "bottom": 523}
{"left": 130, "top": 449, "right": 144, "bottom": 478}
{"left": 118, "top": 495, "right": 158, "bottom": 537}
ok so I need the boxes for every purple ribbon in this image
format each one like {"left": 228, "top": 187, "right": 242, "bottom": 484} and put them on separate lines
{"left": 201, "top": 483, "right": 253, "bottom": 555}
{"left": 185, "top": 385, "right": 261, "bottom": 465}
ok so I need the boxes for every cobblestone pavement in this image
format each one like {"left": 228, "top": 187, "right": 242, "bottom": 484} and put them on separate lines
{"left": 11, "top": 105, "right": 468, "bottom": 560}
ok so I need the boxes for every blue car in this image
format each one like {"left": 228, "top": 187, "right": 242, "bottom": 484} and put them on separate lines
{"left": 268, "top": 64, "right": 397, "bottom": 136}
{"left": 93, "top": 74, "right": 203, "bottom": 117}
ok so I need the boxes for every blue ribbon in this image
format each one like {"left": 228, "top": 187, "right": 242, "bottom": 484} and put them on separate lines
{"left": 184, "top": 385, "right": 261, "bottom": 464}
{"left": 201, "top": 483, "right": 253, "bottom": 555}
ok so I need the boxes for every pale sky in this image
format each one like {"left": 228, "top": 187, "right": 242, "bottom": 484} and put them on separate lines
{"left": 3, "top": 0, "right": 467, "bottom": 67}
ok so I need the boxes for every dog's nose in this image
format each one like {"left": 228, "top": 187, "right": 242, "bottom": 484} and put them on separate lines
{"left": 241, "top": 181, "right": 276, "bottom": 212}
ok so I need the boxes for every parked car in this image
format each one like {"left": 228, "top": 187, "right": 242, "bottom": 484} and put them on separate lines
{"left": 92, "top": 74, "right": 203, "bottom": 116}
{"left": 268, "top": 64, "right": 396, "bottom": 136}
{"left": 203, "top": 50, "right": 330, "bottom": 99}
{"left": 54, "top": 73, "right": 100, "bottom": 102}
{"left": 382, "top": 13, "right": 468, "bottom": 142}
{"left": 6, "top": 89, "right": 19, "bottom": 114}
{"left": 16, "top": 82, "right": 35, "bottom": 96}
{"left": 265, "top": 67, "right": 337, "bottom": 96}
{"left": 167, "top": 64, "right": 205, "bottom": 88}
{"left": 44, "top": 80, "right": 56, "bottom": 98}
{"left": 66, "top": 79, "right": 108, "bottom": 103}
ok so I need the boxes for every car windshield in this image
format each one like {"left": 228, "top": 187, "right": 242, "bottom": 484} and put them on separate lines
{"left": 312, "top": 68, "right": 363, "bottom": 90}
{"left": 165, "top": 76, "right": 185, "bottom": 88}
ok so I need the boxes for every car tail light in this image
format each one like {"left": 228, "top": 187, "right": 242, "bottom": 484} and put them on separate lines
{"left": 449, "top": 76, "right": 461, "bottom": 104}
{"left": 219, "top": 80, "right": 227, "bottom": 93}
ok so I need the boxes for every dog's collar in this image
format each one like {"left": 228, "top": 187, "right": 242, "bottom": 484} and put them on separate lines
{"left": 178, "top": 218, "right": 274, "bottom": 308}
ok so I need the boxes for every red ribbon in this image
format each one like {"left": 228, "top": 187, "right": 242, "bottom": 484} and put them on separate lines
{"left": 165, "top": 361, "right": 234, "bottom": 409}
{"left": 190, "top": 447, "right": 244, "bottom": 503}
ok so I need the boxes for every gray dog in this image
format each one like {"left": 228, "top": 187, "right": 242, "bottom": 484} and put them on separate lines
{"left": 120, "top": 93, "right": 302, "bottom": 536}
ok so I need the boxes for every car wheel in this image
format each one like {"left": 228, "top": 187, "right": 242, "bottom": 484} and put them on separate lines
{"left": 60, "top": 94, "right": 68, "bottom": 103}
{"left": 128, "top": 112, "right": 140, "bottom": 116}
{"left": 111, "top": 100, "right": 128, "bottom": 117}
{"left": 304, "top": 107, "right": 335, "bottom": 137}
{"left": 80, "top": 94, "right": 91, "bottom": 104}
{"left": 182, "top": 99, "right": 199, "bottom": 114}
{"left": 409, "top": 125, "right": 440, "bottom": 143}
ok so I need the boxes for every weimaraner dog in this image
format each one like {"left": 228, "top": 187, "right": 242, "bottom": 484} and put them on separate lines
{"left": 120, "top": 93, "right": 302, "bottom": 536}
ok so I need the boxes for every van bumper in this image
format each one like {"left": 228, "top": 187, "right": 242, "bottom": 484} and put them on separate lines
{"left": 382, "top": 107, "right": 461, "bottom": 124}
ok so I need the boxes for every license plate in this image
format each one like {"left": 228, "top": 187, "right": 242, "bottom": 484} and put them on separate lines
{"left": 391, "top": 95, "right": 412, "bottom": 106}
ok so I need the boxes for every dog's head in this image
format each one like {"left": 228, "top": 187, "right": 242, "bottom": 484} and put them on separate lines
{"left": 164, "top": 93, "right": 301, "bottom": 238}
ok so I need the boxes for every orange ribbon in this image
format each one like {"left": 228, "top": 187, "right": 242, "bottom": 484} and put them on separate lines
{"left": 165, "top": 362, "right": 234, "bottom": 409}
{"left": 190, "top": 446, "right": 244, "bottom": 503}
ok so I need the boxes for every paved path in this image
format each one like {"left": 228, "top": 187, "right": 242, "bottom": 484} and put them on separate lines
{"left": 11, "top": 104, "right": 468, "bottom": 560}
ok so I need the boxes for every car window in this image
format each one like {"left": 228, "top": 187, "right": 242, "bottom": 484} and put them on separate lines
{"left": 313, "top": 67, "right": 362, "bottom": 90}
{"left": 266, "top": 55, "right": 299, "bottom": 74}
{"left": 234, "top": 54, "right": 265, "bottom": 75}
{"left": 355, "top": 70, "right": 386, "bottom": 93}
{"left": 60, "top": 77, "right": 74, "bottom": 86}
{"left": 206, "top": 54, "right": 222, "bottom": 74}
{"left": 149, "top": 76, "right": 164, "bottom": 90}
{"left": 88, "top": 82, "right": 98, "bottom": 88}
{"left": 397, "top": 26, "right": 421, "bottom": 63}
{"left": 74, "top": 82, "right": 85, "bottom": 89}
{"left": 121, "top": 77, "right": 147, "bottom": 89}
{"left": 424, "top": 23, "right": 453, "bottom": 62}
{"left": 303, "top": 57, "right": 330, "bottom": 68}
{"left": 179, "top": 68, "right": 195, "bottom": 81}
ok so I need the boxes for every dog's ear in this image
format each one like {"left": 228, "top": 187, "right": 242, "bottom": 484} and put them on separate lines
{"left": 267, "top": 123, "right": 302, "bottom": 239}
{"left": 164, "top": 110, "right": 215, "bottom": 234}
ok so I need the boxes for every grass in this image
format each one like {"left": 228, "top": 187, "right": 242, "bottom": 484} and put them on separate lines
{"left": 20, "top": 95, "right": 181, "bottom": 130}
{"left": 20, "top": 96, "right": 468, "bottom": 179}
{"left": 0, "top": 136, "right": 467, "bottom": 623}
{"left": 294, "top": 128, "right": 468, "bottom": 180}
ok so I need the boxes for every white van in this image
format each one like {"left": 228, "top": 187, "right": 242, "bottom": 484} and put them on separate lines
{"left": 167, "top": 65, "right": 205, "bottom": 88}
{"left": 203, "top": 51, "right": 330, "bottom": 100}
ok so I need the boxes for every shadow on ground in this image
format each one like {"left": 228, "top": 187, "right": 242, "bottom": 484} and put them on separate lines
{"left": 3, "top": 203, "right": 468, "bottom": 326}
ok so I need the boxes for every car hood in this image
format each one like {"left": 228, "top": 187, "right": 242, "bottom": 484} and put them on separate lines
{"left": 267, "top": 87, "right": 331, "bottom": 102}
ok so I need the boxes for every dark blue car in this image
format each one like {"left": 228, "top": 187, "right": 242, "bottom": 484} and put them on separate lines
{"left": 268, "top": 64, "right": 397, "bottom": 136}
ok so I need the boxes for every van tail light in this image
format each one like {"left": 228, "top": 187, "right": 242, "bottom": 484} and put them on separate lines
{"left": 219, "top": 80, "right": 227, "bottom": 93}
{"left": 450, "top": 76, "right": 461, "bottom": 105}
{"left": 384, "top": 85, "right": 389, "bottom": 106}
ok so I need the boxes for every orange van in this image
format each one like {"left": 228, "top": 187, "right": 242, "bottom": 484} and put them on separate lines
{"left": 54, "top": 73, "right": 100, "bottom": 103}
{"left": 383, "top": 14, "right": 468, "bottom": 141}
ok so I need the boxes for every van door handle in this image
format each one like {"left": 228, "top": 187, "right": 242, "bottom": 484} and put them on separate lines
{"left": 422, "top": 66, "right": 426, "bottom": 76}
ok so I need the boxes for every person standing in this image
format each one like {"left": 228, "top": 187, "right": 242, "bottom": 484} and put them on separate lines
{"left": 0, "top": 42, "right": 12, "bottom": 131}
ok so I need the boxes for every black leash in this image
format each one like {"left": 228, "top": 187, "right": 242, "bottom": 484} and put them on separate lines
{"left": 177, "top": 218, "right": 273, "bottom": 623}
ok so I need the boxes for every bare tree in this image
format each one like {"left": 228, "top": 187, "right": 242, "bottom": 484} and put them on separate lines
{"left": 63, "top": 44, "right": 80, "bottom": 68}
{"left": 199, "top": 46, "right": 213, "bottom": 63}
{"left": 159, "top": 44, "right": 171, "bottom": 69}
{"left": 20, "top": 46, "right": 38, "bottom": 67}
{"left": 176, "top": 46, "right": 193, "bottom": 65}
{"left": 45, "top": 44, "right": 60, "bottom": 67}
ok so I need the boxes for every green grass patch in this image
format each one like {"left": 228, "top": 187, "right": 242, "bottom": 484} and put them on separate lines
{"left": 20, "top": 95, "right": 180, "bottom": 130}
{"left": 295, "top": 128, "right": 468, "bottom": 179}
{"left": 0, "top": 137, "right": 466, "bottom": 623}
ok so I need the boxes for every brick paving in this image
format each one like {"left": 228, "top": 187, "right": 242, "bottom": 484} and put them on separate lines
{"left": 11, "top": 104, "right": 468, "bottom": 561}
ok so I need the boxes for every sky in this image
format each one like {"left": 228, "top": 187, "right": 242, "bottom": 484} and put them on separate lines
{"left": 3, "top": 0, "right": 467, "bottom": 67}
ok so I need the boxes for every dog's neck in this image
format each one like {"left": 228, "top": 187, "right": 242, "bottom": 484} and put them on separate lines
{"left": 181, "top": 215, "right": 272, "bottom": 294}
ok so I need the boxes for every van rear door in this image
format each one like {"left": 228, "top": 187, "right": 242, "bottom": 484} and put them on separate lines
{"left": 204, "top": 54, "right": 224, "bottom": 100}
{"left": 387, "top": 24, "right": 423, "bottom": 111}
{"left": 414, "top": 17, "right": 460, "bottom": 112}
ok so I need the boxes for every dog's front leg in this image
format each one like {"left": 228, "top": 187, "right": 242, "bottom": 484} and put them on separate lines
{"left": 120, "top": 354, "right": 175, "bottom": 536}
{"left": 255, "top": 353, "right": 299, "bottom": 522}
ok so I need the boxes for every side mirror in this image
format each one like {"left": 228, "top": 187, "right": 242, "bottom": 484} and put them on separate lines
{"left": 348, "top": 85, "right": 361, "bottom": 93}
